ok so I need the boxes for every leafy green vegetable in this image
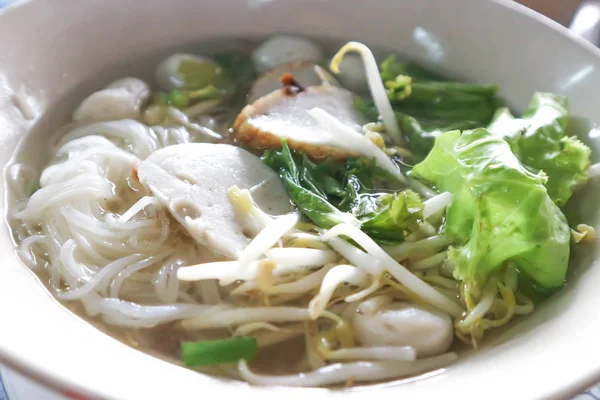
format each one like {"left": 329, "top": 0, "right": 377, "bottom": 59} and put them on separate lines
{"left": 213, "top": 50, "right": 258, "bottom": 90}
{"left": 384, "top": 75, "right": 413, "bottom": 101}
{"left": 152, "top": 50, "right": 257, "bottom": 110}
{"left": 213, "top": 50, "right": 258, "bottom": 106}
{"left": 350, "top": 189, "right": 424, "bottom": 242}
{"left": 177, "top": 59, "right": 231, "bottom": 91}
{"left": 380, "top": 55, "right": 446, "bottom": 82}
{"left": 153, "top": 86, "right": 220, "bottom": 108}
{"left": 355, "top": 55, "right": 500, "bottom": 158}
{"left": 181, "top": 337, "right": 257, "bottom": 367}
{"left": 488, "top": 92, "right": 591, "bottom": 206}
{"left": 353, "top": 97, "right": 380, "bottom": 122}
{"left": 262, "top": 142, "right": 356, "bottom": 229}
{"left": 396, "top": 113, "right": 483, "bottom": 158}
{"left": 262, "top": 141, "right": 423, "bottom": 242}
{"left": 411, "top": 128, "right": 571, "bottom": 290}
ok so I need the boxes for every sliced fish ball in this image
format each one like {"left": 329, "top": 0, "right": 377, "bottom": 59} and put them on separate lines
{"left": 249, "top": 61, "right": 339, "bottom": 102}
{"left": 155, "top": 53, "right": 219, "bottom": 91}
{"left": 352, "top": 302, "right": 454, "bottom": 357}
{"left": 73, "top": 77, "right": 150, "bottom": 122}
{"left": 252, "top": 35, "right": 324, "bottom": 73}
{"left": 137, "top": 143, "right": 291, "bottom": 259}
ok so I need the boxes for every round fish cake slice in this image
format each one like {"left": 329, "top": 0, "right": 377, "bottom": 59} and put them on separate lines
{"left": 137, "top": 143, "right": 291, "bottom": 259}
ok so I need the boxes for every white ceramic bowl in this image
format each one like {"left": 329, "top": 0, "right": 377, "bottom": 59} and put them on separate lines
{"left": 0, "top": 0, "right": 599, "bottom": 399}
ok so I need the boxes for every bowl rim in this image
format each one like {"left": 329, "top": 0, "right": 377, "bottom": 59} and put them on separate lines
{"left": 0, "top": 0, "right": 600, "bottom": 399}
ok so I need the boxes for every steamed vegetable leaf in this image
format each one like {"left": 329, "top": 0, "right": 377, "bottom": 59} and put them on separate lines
{"left": 262, "top": 141, "right": 423, "bottom": 242}
{"left": 352, "top": 190, "right": 424, "bottom": 242}
{"left": 411, "top": 128, "right": 571, "bottom": 290}
{"left": 380, "top": 55, "right": 446, "bottom": 82}
{"left": 355, "top": 55, "right": 499, "bottom": 158}
{"left": 488, "top": 92, "right": 591, "bottom": 206}
{"left": 153, "top": 86, "right": 221, "bottom": 108}
{"left": 396, "top": 113, "right": 483, "bottom": 158}
{"left": 261, "top": 142, "right": 356, "bottom": 229}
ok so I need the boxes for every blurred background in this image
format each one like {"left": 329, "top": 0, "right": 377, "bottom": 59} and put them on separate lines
{"left": 519, "top": 0, "right": 582, "bottom": 26}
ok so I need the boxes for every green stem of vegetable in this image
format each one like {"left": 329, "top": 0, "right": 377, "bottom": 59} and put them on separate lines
{"left": 181, "top": 337, "right": 257, "bottom": 367}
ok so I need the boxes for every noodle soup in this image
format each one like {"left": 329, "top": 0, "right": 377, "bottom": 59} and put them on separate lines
{"left": 6, "top": 35, "right": 596, "bottom": 387}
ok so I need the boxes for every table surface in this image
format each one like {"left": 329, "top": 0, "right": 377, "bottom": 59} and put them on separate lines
{"left": 0, "top": 0, "right": 597, "bottom": 399}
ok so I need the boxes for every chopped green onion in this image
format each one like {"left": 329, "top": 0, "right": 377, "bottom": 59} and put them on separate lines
{"left": 168, "top": 90, "right": 190, "bottom": 108}
{"left": 181, "top": 337, "right": 258, "bottom": 367}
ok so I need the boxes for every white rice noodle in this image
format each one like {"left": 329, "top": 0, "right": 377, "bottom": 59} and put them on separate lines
{"left": 308, "top": 264, "right": 367, "bottom": 319}
{"left": 329, "top": 41, "right": 402, "bottom": 144}
{"left": 11, "top": 114, "right": 222, "bottom": 328}
{"left": 324, "top": 224, "right": 463, "bottom": 317}
{"left": 423, "top": 192, "right": 453, "bottom": 219}
{"left": 109, "top": 256, "right": 164, "bottom": 298}
{"left": 221, "top": 212, "right": 300, "bottom": 285}
{"left": 58, "top": 239, "right": 96, "bottom": 284}
{"left": 16, "top": 235, "right": 46, "bottom": 270}
{"left": 6, "top": 163, "right": 39, "bottom": 200}
{"left": 41, "top": 146, "right": 136, "bottom": 187}
{"left": 14, "top": 175, "right": 114, "bottom": 222}
{"left": 55, "top": 135, "right": 119, "bottom": 157}
{"left": 153, "top": 259, "right": 184, "bottom": 304}
{"left": 324, "top": 346, "right": 416, "bottom": 362}
{"left": 57, "top": 253, "right": 148, "bottom": 300}
{"left": 308, "top": 107, "right": 403, "bottom": 181}
{"left": 238, "top": 352, "right": 458, "bottom": 386}
{"left": 81, "top": 293, "right": 224, "bottom": 328}
{"left": 56, "top": 119, "right": 160, "bottom": 158}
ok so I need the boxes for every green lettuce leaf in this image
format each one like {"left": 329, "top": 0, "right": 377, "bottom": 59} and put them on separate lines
{"left": 261, "top": 142, "right": 354, "bottom": 229}
{"left": 352, "top": 190, "right": 423, "bottom": 242}
{"left": 380, "top": 55, "right": 446, "bottom": 82}
{"left": 411, "top": 128, "right": 571, "bottom": 290}
{"left": 262, "top": 141, "right": 423, "bottom": 242}
{"left": 355, "top": 55, "right": 500, "bottom": 158}
{"left": 488, "top": 92, "right": 591, "bottom": 206}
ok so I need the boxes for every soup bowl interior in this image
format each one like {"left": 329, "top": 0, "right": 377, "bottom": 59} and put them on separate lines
{"left": 0, "top": 0, "right": 599, "bottom": 399}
